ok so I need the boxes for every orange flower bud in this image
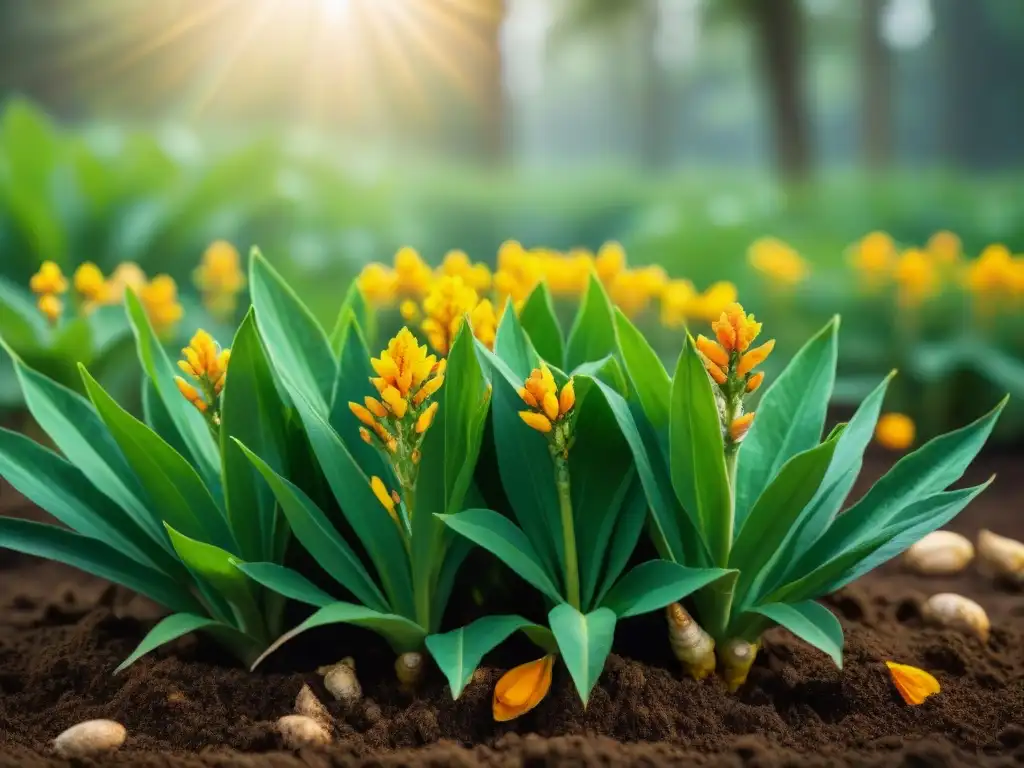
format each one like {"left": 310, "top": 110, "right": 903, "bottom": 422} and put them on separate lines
{"left": 519, "top": 411, "right": 552, "bottom": 433}
{"left": 365, "top": 396, "right": 389, "bottom": 419}
{"left": 359, "top": 427, "right": 373, "bottom": 444}
{"left": 746, "top": 371, "right": 765, "bottom": 393}
{"left": 698, "top": 351, "right": 728, "bottom": 385}
{"left": 381, "top": 386, "right": 408, "bottom": 419}
{"left": 886, "top": 661, "right": 940, "bottom": 706}
{"left": 696, "top": 334, "right": 729, "bottom": 368}
{"left": 416, "top": 402, "right": 438, "bottom": 434}
{"left": 730, "top": 412, "right": 755, "bottom": 441}
{"left": 493, "top": 655, "right": 555, "bottom": 722}
{"left": 736, "top": 340, "right": 775, "bottom": 377}
{"left": 542, "top": 392, "right": 559, "bottom": 422}
{"left": 349, "top": 402, "right": 377, "bottom": 428}
{"left": 518, "top": 386, "right": 538, "bottom": 408}
{"left": 559, "top": 379, "right": 575, "bottom": 415}
{"left": 370, "top": 476, "right": 395, "bottom": 514}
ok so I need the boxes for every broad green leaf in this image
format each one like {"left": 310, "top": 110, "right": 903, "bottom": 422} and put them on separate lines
{"left": 565, "top": 273, "right": 616, "bottom": 371}
{"left": 250, "top": 248, "right": 337, "bottom": 412}
{"left": 3, "top": 348, "right": 155, "bottom": 540}
{"left": 571, "top": 354, "right": 628, "bottom": 394}
{"left": 548, "top": 603, "right": 616, "bottom": 705}
{"left": 124, "top": 290, "right": 220, "bottom": 491}
{"left": 592, "top": 477, "right": 650, "bottom": 607}
{"left": 81, "top": 367, "right": 237, "bottom": 554}
{"left": 439, "top": 509, "right": 563, "bottom": 604}
{"left": 600, "top": 560, "right": 732, "bottom": 619}
{"left": 0, "top": 278, "right": 45, "bottom": 347}
{"left": 426, "top": 614, "right": 549, "bottom": 699}
{"left": 480, "top": 345, "right": 563, "bottom": 576}
{"left": 493, "top": 299, "right": 540, "bottom": 381}
{"left": 252, "top": 601, "right": 427, "bottom": 668}
{"left": 0, "top": 427, "right": 177, "bottom": 575}
{"left": 221, "top": 312, "right": 289, "bottom": 562}
{"left": 569, "top": 375, "right": 638, "bottom": 609}
{"left": 142, "top": 378, "right": 190, "bottom": 459}
{"left": 115, "top": 614, "right": 259, "bottom": 673}
{"left": 730, "top": 438, "right": 839, "bottom": 604}
{"left": 669, "top": 335, "right": 730, "bottom": 565}
{"left": 234, "top": 561, "right": 336, "bottom": 608}
{"left": 164, "top": 524, "right": 266, "bottom": 639}
{"left": 329, "top": 282, "right": 375, "bottom": 355}
{"left": 749, "top": 601, "right": 843, "bottom": 668}
{"left": 800, "top": 399, "right": 1005, "bottom": 567}
{"left": 734, "top": 318, "right": 839, "bottom": 528}
{"left": 519, "top": 282, "right": 564, "bottom": 367}
{"left": 0, "top": 518, "right": 201, "bottom": 615}
{"left": 276, "top": 387, "right": 415, "bottom": 617}
{"left": 432, "top": 537, "right": 473, "bottom": 622}
{"left": 234, "top": 440, "right": 389, "bottom": 613}
{"left": 613, "top": 309, "right": 670, "bottom": 428}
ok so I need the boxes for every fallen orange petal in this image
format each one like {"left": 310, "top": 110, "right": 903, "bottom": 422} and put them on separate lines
{"left": 493, "top": 655, "right": 554, "bottom": 722}
{"left": 886, "top": 661, "right": 940, "bottom": 705}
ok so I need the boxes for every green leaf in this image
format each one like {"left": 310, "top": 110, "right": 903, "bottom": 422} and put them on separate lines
{"left": 81, "top": 366, "right": 237, "bottom": 554}
{"left": 493, "top": 299, "right": 541, "bottom": 381}
{"left": 565, "top": 273, "right": 616, "bottom": 370}
{"left": 592, "top": 477, "right": 650, "bottom": 607}
{"left": 426, "top": 614, "right": 549, "bottom": 699}
{"left": 799, "top": 399, "right": 1005, "bottom": 569}
{"left": 749, "top": 601, "right": 843, "bottom": 668}
{"left": 0, "top": 278, "right": 45, "bottom": 347}
{"left": 142, "top": 379, "right": 190, "bottom": 459}
{"left": 124, "top": 290, "right": 221, "bottom": 491}
{"left": 734, "top": 318, "right": 839, "bottom": 528}
{"left": 730, "top": 437, "right": 839, "bottom": 604}
{"left": 613, "top": 309, "right": 671, "bottom": 429}
{"left": 252, "top": 602, "right": 427, "bottom": 668}
{"left": 0, "top": 518, "right": 201, "bottom": 615}
{"left": 519, "top": 282, "right": 564, "bottom": 367}
{"left": 234, "top": 439, "right": 389, "bottom": 613}
{"left": 669, "top": 335, "right": 731, "bottom": 565}
{"left": 329, "top": 282, "right": 375, "bottom": 355}
{"left": 164, "top": 524, "right": 266, "bottom": 638}
{"left": 0, "top": 427, "right": 177, "bottom": 575}
{"left": 548, "top": 603, "right": 616, "bottom": 705}
{"left": 600, "top": 560, "right": 732, "bottom": 619}
{"left": 3, "top": 348, "right": 155, "bottom": 541}
{"left": 234, "top": 561, "right": 336, "bottom": 608}
{"left": 115, "top": 614, "right": 259, "bottom": 673}
{"left": 220, "top": 311, "right": 289, "bottom": 562}
{"left": 250, "top": 248, "right": 337, "bottom": 412}
{"left": 439, "top": 509, "right": 564, "bottom": 604}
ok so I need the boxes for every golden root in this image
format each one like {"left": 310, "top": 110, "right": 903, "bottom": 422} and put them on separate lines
{"left": 317, "top": 657, "right": 361, "bottom": 707}
{"left": 921, "top": 593, "right": 990, "bottom": 643}
{"left": 395, "top": 651, "right": 425, "bottom": 689}
{"left": 666, "top": 602, "right": 716, "bottom": 681}
{"left": 977, "top": 529, "right": 1024, "bottom": 585}
{"left": 718, "top": 638, "right": 759, "bottom": 692}
{"left": 903, "top": 531, "right": 974, "bottom": 576}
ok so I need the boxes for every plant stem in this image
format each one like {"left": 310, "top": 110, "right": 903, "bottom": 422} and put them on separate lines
{"left": 554, "top": 454, "right": 580, "bottom": 610}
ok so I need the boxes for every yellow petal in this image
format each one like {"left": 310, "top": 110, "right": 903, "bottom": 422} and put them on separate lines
{"left": 695, "top": 334, "right": 729, "bottom": 368}
{"left": 370, "top": 476, "right": 395, "bottom": 513}
{"left": 886, "top": 661, "right": 940, "bottom": 706}
{"left": 493, "top": 655, "right": 554, "bottom": 722}
{"left": 518, "top": 387, "right": 538, "bottom": 408}
{"left": 746, "top": 371, "right": 765, "bottom": 393}
{"left": 349, "top": 402, "right": 377, "bottom": 428}
{"left": 730, "top": 412, "right": 755, "bottom": 441}
{"left": 416, "top": 402, "right": 438, "bottom": 434}
{"left": 559, "top": 379, "right": 575, "bottom": 415}
{"left": 365, "top": 396, "right": 388, "bottom": 419}
{"left": 519, "top": 411, "right": 552, "bottom": 433}
{"left": 736, "top": 339, "right": 775, "bottom": 377}
{"left": 542, "top": 392, "right": 559, "bottom": 422}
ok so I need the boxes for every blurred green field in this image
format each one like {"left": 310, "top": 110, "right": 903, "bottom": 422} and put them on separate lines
{"left": 2, "top": 100, "right": 1023, "bottom": 444}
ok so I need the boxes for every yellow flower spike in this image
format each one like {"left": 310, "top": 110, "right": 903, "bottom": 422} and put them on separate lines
{"left": 559, "top": 379, "right": 575, "bottom": 416}
{"left": 886, "top": 661, "right": 940, "bottom": 706}
{"left": 394, "top": 247, "right": 433, "bottom": 296}
{"left": 470, "top": 299, "right": 498, "bottom": 351}
{"left": 894, "top": 249, "right": 939, "bottom": 307}
{"left": 736, "top": 339, "right": 776, "bottom": 377}
{"left": 853, "top": 231, "right": 896, "bottom": 279}
{"left": 520, "top": 411, "right": 553, "bottom": 433}
{"left": 37, "top": 294, "right": 63, "bottom": 325}
{"left": 595, "top": 241, "right": 626, "bottom": 283}
{"left": 370, "top": 476, "right": 396, "bottom": 515}
{"left": 421, "top": 275, "right": 480, "bottom": 356}
{"left": 364, "top": 397, "right": 389, "bottom": 419}
{"left": 730, "top": 412, "right": 755, "bottom": 442}
{"left": 400, "top": 300, "right": 420, "bottom": 322}
{"left": 139, "top": 275, "right": 184, "bottom": 337}
{"left": 30, "top": 261, "right": 68, "bottom": 296}
{"left": 73, "top": 262, "right": 106, "bottom": 302}
{"left": 358, "top": 263, "right": 399, "bottom": 306}
{"left": 927, "top": 231, "right": 961, "bottom": 265}
{"left": 876, "top": 413, "right": 915, "bottom": 451}
{"left": 696, "top": 334, "right": 730, "bottom": 368}
{"left": 748, "top": 237, "right": 808, "bottom": 286}
{"left": 541, "top": 392, "right": 559, "bottom": 422}
{"left": 103, "top": 262, "right": 146, "bottom": 305}
{"left": 712, "top": 303, "right": 762, "bottom": 353}
{"left": 349, "top": 402, "right": 378, "bottom": 428}
{"left": 493, "top": 655, "right": 555, "bottom": 722}
{"left": 416, "top": 402, "right": 438, "bottom": 434}
{"left": 381, "top": 386, "right": 408, "bottom": 419}
{"left": 746, "top": 372, "right": 765, "bottom": 393}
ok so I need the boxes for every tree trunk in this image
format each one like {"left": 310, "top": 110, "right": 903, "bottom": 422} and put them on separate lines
{"left": 861, "top": 0, "right": 891, "bottom": 168}
{"left": 748, "top": 0, "right": 812, "bottom": 181}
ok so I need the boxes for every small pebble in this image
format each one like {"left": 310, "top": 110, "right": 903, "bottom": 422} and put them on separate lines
{"left": 294, "top": 683, "right": 331, "bottom": 728}
{"left": 904, "top": 531, "right": 974, "bottom": 576}
{"left": 922, "top": 593, "right": 990, "bottom": 643}
{"left": 319, "top": 658, "right": 361, "bottom": 707}
{"left": 53, "top": 720, "right": 126, "bottom": 758}
{"left": 277, "top": 715, "right": 331, "bottom": 749}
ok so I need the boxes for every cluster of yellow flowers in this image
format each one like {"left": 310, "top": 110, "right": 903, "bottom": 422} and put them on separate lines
{"left": 175, "top": 329, "right": 231, "bottom": 427}
{"left": 193, "top": 240, "right": 246, "bottom": 321}
{"left": 849, "top": 230, "right": 1024, "bottom": 310}
{"left": 747, "top": 237, "right": 810, "bottom": 287}
{"left": 29, "top": 260, "right": 184, "bottom": 337}
{"left": 356, "top": 242, "right": 741, "bottom": 351}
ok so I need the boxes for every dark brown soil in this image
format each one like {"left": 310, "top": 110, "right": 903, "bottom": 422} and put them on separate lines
{"left": 0, "top": 454, "right": 1022, "bottom": 767}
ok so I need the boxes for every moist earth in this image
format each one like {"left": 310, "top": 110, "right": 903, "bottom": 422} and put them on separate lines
{"left": 0, "top": 454, "right": 1022, "bottom": 767}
